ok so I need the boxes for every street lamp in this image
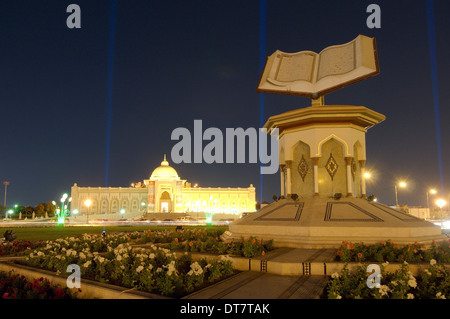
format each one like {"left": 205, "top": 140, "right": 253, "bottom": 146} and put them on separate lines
{"left": 426, "top": 189, "right": 437, "bottom": 219}
{"left": 394, "top": 181, "right": 407, "bottom": 208}
{"left": 436, "top": 199, "right": 447, "bottom": 220}
{"left": 3, "top": 181, "right": 10, "bottom": 219}
{"left": 84, "top": 199, "right": 92, "bottom": 224}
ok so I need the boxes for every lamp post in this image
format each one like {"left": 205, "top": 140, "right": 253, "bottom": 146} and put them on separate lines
{"left": 427, "top": 189, "right": 437, "bottom": 219}
{"left": 84, "top": 199, "right": 92, "bottom": 224}
{"left": 395, "top": 181, "right": 407, "bottom": 208}
{"left": 436, "top": 199, "right": 447, "bottom": 220}
{"left": 72, "top": 209, "right": 79, "bottom": 221}
{"left": 3, "top": 181, "right": 9, "bottom": 219}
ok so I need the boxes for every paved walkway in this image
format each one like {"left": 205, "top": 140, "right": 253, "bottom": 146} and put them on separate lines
{"left": 184, "top": 271, "right": 328, "bottom": 299}
{"left": 184, "top": 248, "right": 336, "bottom": 299}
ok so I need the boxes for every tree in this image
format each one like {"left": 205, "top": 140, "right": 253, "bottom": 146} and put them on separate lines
{"left": 44, "top": 202, "right": 57, "bottom": 218}
{"left": 22, "top": 206, "right": 34, "bottom": 219}
{"left": 34, "top": 203, "right": 46, "bottom": 218}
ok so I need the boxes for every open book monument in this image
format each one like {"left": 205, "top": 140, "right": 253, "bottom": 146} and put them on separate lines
{"left": 257, "top": 34, "right": 379, "bottom": 102}
{"left": 222, "top": 35, "right": 446, "bottom": 250}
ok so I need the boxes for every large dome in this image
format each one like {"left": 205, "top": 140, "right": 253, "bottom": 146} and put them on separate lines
{"left": 150, "top": 155, "right": 180, "bottom": 181}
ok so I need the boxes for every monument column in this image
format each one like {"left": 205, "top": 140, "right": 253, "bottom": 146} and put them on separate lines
{"left": 280, "top": 164, "right": 286, "bottom": 197}
{"left": 360, "top": 160, "right": 367, "bottom": 199}
{"left": 345, "top": 157, "right": 353, "bottom": 197}
{"left": 312, "top": 157, "right": 320, "bottom": 197}
{"left": 285, "top": 160, "right": 292, "bottom": 196}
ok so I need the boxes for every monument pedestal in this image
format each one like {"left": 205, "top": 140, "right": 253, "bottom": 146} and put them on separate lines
{"left": 223, "top": 197, "right": 446, "bottom": 248}
{"left": 222, "top": 105, "right": 445, "bottom": 248}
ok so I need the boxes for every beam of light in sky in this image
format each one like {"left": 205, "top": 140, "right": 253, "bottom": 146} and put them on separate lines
{"left": 259, "top": 0, "right": 266, "bottom": 203}
{"left": 105, "top": 0, "right": 117, "bottom": 189}
{"left": 425, "top": 0, "right": 444, "bottom": 193}
{"left": 104, "top": 0, "right": 117, "bottom": 233}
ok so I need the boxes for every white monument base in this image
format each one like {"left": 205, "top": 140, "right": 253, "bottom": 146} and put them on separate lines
{"left": 222, "top": 198, "right": 446, "bottom": 249}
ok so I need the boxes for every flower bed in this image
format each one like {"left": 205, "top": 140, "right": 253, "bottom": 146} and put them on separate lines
{"left": 0, "top": 240, "right": 46, "bottom": 256}
{"left": 0, "top": 270, "right": 78, "bottom": 299}
{"left": 326, "top": 260, "right": 449, "bottom": 299}
{"left": 336, "top": 240, "right": 450, "bottom": 263}
{"left": 135, "top": 228, "right": 274, "bottom": 258}
{"left": 22, "top": 233, "right": 235, "bottom": 298}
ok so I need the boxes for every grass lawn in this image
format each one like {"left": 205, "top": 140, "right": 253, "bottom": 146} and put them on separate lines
{"left": 3, "top": 225, "right": 228, "bottom": 242}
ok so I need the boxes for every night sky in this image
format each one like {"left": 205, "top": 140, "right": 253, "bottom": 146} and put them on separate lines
{"left": 0, "top": 0, "right": 449, "bottom": 209}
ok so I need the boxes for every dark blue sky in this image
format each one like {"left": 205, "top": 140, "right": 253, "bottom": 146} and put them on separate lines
{"left": 0, "top": 0, "right": 449, "bottom": 208}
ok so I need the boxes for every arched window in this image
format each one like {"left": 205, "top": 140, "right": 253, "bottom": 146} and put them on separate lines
{"left": 101, "top": 199, "right": 109, "bottom": 214}
{"left": 240, "top": 201, "right": 247, "bottom": 213}
{"left": 221, "top": 201, "right": 228, "bottom": 213}
{"left": 231, "top": 201, "right": 237, "bottom": 213}
{"left": 111, "top": 199, "right": 119, "bottom": 214}
{"left": 132, "top": 200, "right": 139, "bottom": 211}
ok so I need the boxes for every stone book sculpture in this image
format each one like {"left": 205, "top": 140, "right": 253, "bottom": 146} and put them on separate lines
{"left": 257, "top": 34, "right": 379, "bottom": 99}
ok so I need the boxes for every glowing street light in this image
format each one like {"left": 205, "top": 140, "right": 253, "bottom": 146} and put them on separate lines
{"left": 394, "top": 181, "right": 407, "bottom": 208}
{"left": 436, "top": 199, "right": 447, "bottom": 209}
{"left": 426, "top": 189, "right": 437, "bottom": 217}
{"left": 84, "top": 199, "right": 92, "bottom": 223}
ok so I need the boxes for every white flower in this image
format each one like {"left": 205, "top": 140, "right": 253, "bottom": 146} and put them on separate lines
{"left": 436, "top": 292, "right": 446, "bottom": 299}
{"left": 379, "top": 285, "right": 390, "bottom": 296}
{"left": 430, "top": 259, "right": 437, "bottom": 266}
{"left": 187, "top": 262, "right": 204, "bottom": 276}
{"left": 116, "top": 255, "right": 122, "bottom": 261}
{"left": 336, "top": 295, "right": 342, "bottom": 299}
{"left": 407, "top": 293, "right": 414, "bottom": 299}
{"left": 408, "top": 278, "right": 417, "bottom": 288}
{"left": 166, "top": 261, "right": 177, "bottom": 276}
{"left": 331, "top": 272, "right": 339, "bottom": 279}
{"left": 219, "top": 255, "right": 232, "bottom": 262}
{"left": 82, "top": 260, "right": 91, "bottom": 268}
{"left": 136, "top": 265, "right": 144, "bottom": 273}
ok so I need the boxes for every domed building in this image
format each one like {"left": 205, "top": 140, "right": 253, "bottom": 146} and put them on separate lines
{"left": 70, "top": 155, "right": 256, "bottom": 221}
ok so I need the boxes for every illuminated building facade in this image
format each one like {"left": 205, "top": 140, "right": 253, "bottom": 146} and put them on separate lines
{"left": 70, "top": 155, "right": 256, "bottom": 220}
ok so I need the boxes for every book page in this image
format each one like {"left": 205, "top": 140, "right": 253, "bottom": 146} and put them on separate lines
{"left": 256, "top": 35, "right": 379, "bottom": 98}
{"left": 316, "top": 41, "right": 356, "bottom": 81}
{"left": 275, "top": 52, "right": 316, "bottom": 83}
